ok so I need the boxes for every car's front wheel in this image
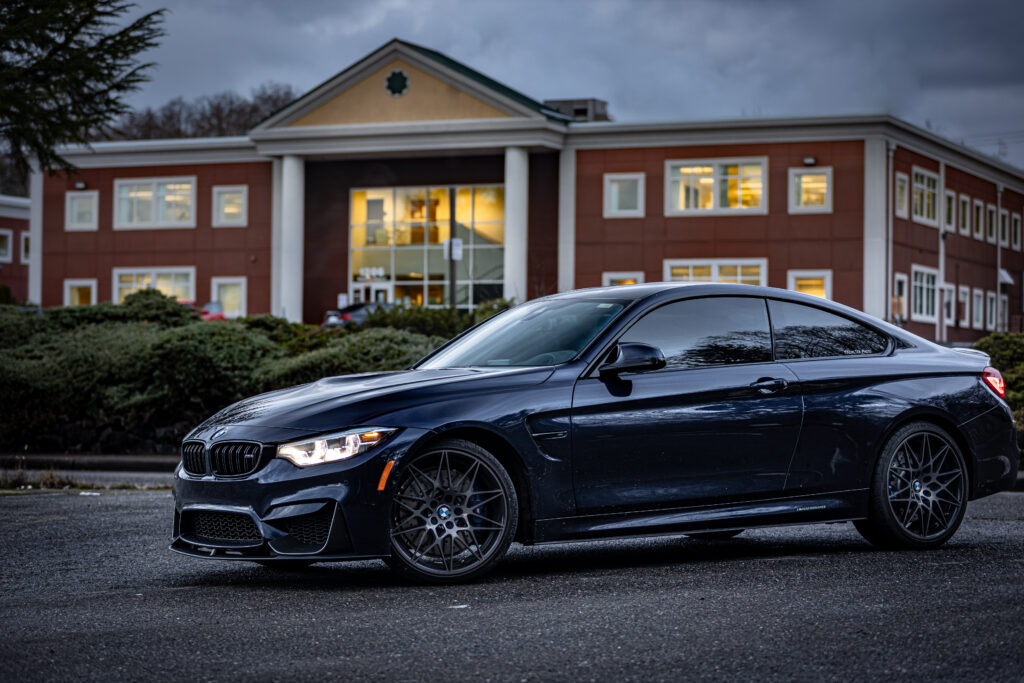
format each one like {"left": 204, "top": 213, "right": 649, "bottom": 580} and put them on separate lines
{"left": 386, "top": 439, "right": 518, "bottom": 584}
{"left": 855, "top": 421, "right": 968, "bottom": 550}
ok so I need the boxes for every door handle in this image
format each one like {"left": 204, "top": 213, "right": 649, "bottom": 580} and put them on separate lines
{"left": 750, "top": 377, "right": 789, "bottom": 395}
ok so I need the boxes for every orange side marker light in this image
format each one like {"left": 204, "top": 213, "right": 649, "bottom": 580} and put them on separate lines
{"left": 377, "top": 459, "right": 396, "bottom": 491}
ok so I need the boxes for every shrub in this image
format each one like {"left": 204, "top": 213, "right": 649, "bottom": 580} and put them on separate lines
{"left": 239, "top": 314, "right": 342, "bottom": 356}
{"left": 0, "top": 304, "right": 48, "bottom": 348}
{"left": 361, "top": 305, "right": 469, "bottom": 338}
{"left": 470, "top": 298, "right": 513, "bottom": 326}
{"left": 974, "top": 332, "right": 1024, "bottom": 414}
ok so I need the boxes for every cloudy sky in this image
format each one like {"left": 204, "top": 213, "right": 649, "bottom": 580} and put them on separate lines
{"left": 126, "top": 0, "right": 1024, "bottom": 167}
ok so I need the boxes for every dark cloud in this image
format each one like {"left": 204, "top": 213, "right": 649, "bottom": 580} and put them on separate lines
{"left": 126, "top": 0, "right": 1024, "bottom": 167}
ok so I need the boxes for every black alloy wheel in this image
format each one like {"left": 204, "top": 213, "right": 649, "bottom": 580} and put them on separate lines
{"left": 855, "top": 422, "right": 968, "bottom": 550}
{"left": 387, "top": 439, "right": 518, "bottom": 583}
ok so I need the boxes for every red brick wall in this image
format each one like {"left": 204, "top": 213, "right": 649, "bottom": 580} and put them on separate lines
{"left": 0, "top": 215, "right": 29, "bottom": 302}
{"left": 41, "top": 162, "right": 272, "bottom": 311}
{"left": 575, "top": 140, "right": 866, "bottom": 309}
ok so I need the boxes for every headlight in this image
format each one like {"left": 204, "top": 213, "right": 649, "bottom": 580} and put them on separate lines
{"left": 276, "top": 427, "right": 397, "bottom": 467}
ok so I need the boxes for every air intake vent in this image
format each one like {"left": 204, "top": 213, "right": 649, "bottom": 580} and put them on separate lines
{"left": 210, "top": 441, "right": 262, "bottom": 477}
{"left": 184, "top": 510, "right": 261, "bottom": 544}
{"left": 181, "top": 441, "right": 206, "bottom": 475}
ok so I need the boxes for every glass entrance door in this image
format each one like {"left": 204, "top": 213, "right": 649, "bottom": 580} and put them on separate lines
{"left": 352, "top": 282, "right": 393, "bottom": 304}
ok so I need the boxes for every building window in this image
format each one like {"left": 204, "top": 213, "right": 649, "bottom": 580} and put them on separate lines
{"left": 788, "top": 167, "right": 833, "bottom": 214}
{"left": 942, "top": 283, "right": 955, "bottom": 325}
{"left": 602, "top": 271, "right": 645, "bottom": 286}
{"left": 665, "top": 157, "right": 767, "bottom": 216}
{"left": 112, "top": 266, "right": 195, "bottom": 303}
{"left": 787, "top": 269, "right": 833, "bottom": 299}
{"left": 986, "top": 204, "right": 997, "bottom": 244}
{"left": 894, "top": 172, "right": 909, "bottom": 219}
{"left": 65, "top": 190, "right": 99, "bottom": 231}
{"left": 114, "top": 177, "right": 195, "bottom": 229}
{"left": 1014, "top": 214, "right": 1022, "bottom": 251}
{"left": 63, "top": 279, "right": 97, "bottom": 306}
{"left": 350, "top": 185, "right": 504, "bottom": 308}
{"left": 0, "top": 229, "right": 11, "bottom": 263}
{"left": 1000, "top": 293, "right": 1009, "bottom": 331}
{"left": 602, "top": 173, "right": 645, "bottom": 218}
{"left": 20, "top": 232, "right": 29, "bottom": 265}
{"left": 971, "top": 288, "right": 984, "bottom": 329}
{"left": 911, "top": 167, "right": 939, "bottom": 227}
{"left": 973, "top": 200, "right": 984, "bottom": 240}
{"left": 210, "top": 277, "right": 247, "bottom": 318}
{"left": 910, "top": 265, "right": 938, "bottom": 324}
{"left": 892, "top": 274, "right": 909, "bottom": 321}
{"left": 958, "top": 194, "right": 970, "bottom": 236}
{"left": 999, "top": 209, "right": 1010, "bottom": 248}
{"left": 944, "top": 190, "right": 956, "bottom": 231}
{"left": 663, "top": 258, "right": 767, "bottom": 285}
{"left": 985, "top": 291, "right": 996, "bottom": 331}
{"left": 212, "top": 185, "right": 248, "bottom": 227}
{"left": 957, "top": 285, "right": 970, "bottom": 327}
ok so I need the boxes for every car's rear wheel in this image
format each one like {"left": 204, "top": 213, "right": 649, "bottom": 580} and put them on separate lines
{"left": 855, "top": 422, "right": 967, "bottom": 550}
{"left": 386, "top": 439, "right": 518, "bottom": 584}
{"left": 686, "top": 529, "right": 744, "bottom": 540}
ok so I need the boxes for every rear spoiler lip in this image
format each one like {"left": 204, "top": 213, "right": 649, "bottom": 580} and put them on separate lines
{"left": 952, "top": 347, "right": 991, "bottom": 364}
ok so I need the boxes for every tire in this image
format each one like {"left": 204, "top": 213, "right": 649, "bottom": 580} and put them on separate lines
{"left": 855, "top": 421, "right": 968, "bottom": 550}
{"left": 386, "top": 438, "right": 518, "bottom": 584}
{"left": 686, "top": 529, "right": 744, "bottom": 540}
{"left": 255, "top": 560, "right": 315, "bottom": 570}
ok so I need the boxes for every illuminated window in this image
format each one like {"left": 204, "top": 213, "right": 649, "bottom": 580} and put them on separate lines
{"left": 957, "top": 285, "right": 969, "bottom": 327}
{"left": 211, "top": 277, "right": 246, "bottom": 318}
{"left": 0, "top": 229, "right": 11, "bottom": 263}
{"left": 664, "top": 258, "right": 767, "bottom": 286}
{"left": 910, "top": 265, "right": 938, "bottom": 324}
{"left": 911, "top": 167, "right": 939, "bottom": 227}
{"left": 893, "top": 273, "right": 908, "bottom": 321}
{"left": 112, "top": 267, "right": 194, "bottom": 303}
{"left": 65, "top": 190, "right": 99, "bottom": 231}
{"left": 114, "top": 177, "right": 195, "bottom": 229}
{"left": 788, "top": 168, "right": 833, "bottom": 214}
{"left": 895, "top": 172, "right": 909, "bottom": 219}
{"left": 973, "top": 200, "right": 984, "bottom": 240}
{"left": 603, "top": 173, "right": 645, "bottom": 218}
{"left": 665, "top": 158, "right": 767, "bottom": 215}
{"left": 63, "top": 279, "right": 97, "bottom": 306}
{"left": 212, "top": 186, "right": 248, "bottom": 227}
{"left": 958, "top": 194, "right": 971, "bottom": 236}
{"left": 944, "top": 190, "right": 956, "bottom": 231}
{"left": 787, "top": 269, "right": 832, "bottom": 299}
{"left": 602, "top": 271, "right": 645, "bottom": 286}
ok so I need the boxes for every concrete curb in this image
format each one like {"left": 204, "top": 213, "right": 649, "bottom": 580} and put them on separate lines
{"left": 0, "top": 454, "right": 178, "bottom": 473}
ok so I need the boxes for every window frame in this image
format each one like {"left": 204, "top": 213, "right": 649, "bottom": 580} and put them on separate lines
{"left": 972, "top": 288, "right": 984, "bottom": 330}
{"left": 973, "top": 199, "right": 984, "bottom": 241}
{"left": 65, "top": 190, "right": 99, "bottom": 231}
{"left": 941, "top": 283, "right": 955, "bottom": 326}
{"left": 602, "top": 173, "right": 645, "bottom": 219}
{"left": 111, "top": 266, "right": 196, "bottom": 303}
{"left": 210, "top": 276, "right": 247, "bottom": 318}
{"left": 63, "top": 278, "right": 98, "bottom": 306}
{"left": 986, "top": 290, "right": 997, "bottom": 331}
{"left": 1013, "top": 213, "right": 1022, "bottom": 251}
{"left": 910, "top": 264, "right": 939, "bottom": 324}
{"left": 113, "top": 176, "right": 197, "bottom": 230}
{"left": 911, "top": 166, "right": 940, "bottom": 228}
{"left": 986, "top": 203, "right": 997, "bottom": 245}
{"left": 943, "top": 189, "right": 956, "bottom": 232}
{"left": 1000, "top": 293, "right": 1009, "bottom": 331}
{"left": 664, "top": 157, "right": 769, "bottom": 216}
{"left": 894, "top": 172, "right": 909, "bottom": 219}
{"left": 19, "top": 231, "right": 29, "bottom": 265}
{"left": 601, "top": 271, "right": 646, "bottom": 286}
{"left": 957, "top": 285, "right": 970, "bottom": 327}
{"left": 999, "top": 208, "right": 1010, "bottom": 248}
{"left": 211, "top": 185, "right": 249, "bottom": 228}
{"left": 0, "top": 228, "right": 12, "bottom": 263}
{"left": 662, "top": 257, "right": 768, "bottom": 286}
{"left": 786, "top": 269, "right": 833, "bottom": 300}
{"left": 958, "top": 194, "right": 971, "bottom": 236}
{"left": 787, "top": 166, "right": 833, "bottom": 214}
{"left": 893, "top": 272, "right": 909, "bottom": 321}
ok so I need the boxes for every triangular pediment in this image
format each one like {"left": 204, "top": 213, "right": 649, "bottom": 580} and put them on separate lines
{"left": 255, "top": 39, "right": 567, "bottom": 130}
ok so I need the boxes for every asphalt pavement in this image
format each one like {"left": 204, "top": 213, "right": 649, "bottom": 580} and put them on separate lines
{"left": 1, "top": 490, "right": 1023, "bottom": 681}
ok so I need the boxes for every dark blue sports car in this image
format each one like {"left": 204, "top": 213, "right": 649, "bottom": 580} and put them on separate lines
{"left": 171, "top": 284, "right": 1019, "bottom": 583}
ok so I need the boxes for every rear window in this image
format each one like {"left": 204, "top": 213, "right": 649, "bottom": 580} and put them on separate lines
{"left": 769, "top": 299, "right": 889, "bottom": 359}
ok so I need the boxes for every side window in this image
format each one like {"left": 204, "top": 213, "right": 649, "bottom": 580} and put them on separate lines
{"left": 769, "top": 300, "right": 888, "bottom": 359}
{"left": 620, "top": 297, "right": 772, "bottom": 370}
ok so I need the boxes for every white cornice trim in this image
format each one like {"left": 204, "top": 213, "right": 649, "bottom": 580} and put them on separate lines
{"left": 56, "top": 137, "right": 264, "bottom": 168}
{"left": 0, "top": 194, "right": 31, "bottom": 220}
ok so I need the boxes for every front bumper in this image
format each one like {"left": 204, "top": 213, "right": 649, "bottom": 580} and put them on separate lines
{"left": 170, "top": 427, "right": 428, "bottom": 561}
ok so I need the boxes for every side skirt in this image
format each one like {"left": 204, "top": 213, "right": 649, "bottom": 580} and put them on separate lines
{"left": 532, "top": 489, "right": 868, "bottom": 544}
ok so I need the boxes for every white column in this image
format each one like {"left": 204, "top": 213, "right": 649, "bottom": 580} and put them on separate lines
{"left": 280, "top": 155, "right": 304, "bottom": 322}
{"left": 861, "top": 137, "right": 887, "bottom": 319}
{"left": 28, "top": 170, "right": 43, "bottom": 305}
{"left": 557, "top": 148, "right": 576, "bottom": 292}
{"left": 270, "top": 157, "right": 283, "bottom": 316}
{"left": 503, "top": 146, "right": 529, "bottom": 302}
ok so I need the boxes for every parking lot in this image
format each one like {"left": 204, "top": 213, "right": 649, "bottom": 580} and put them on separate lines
{"left": 2, "top": 489, "right": 1023, "bottom": 681}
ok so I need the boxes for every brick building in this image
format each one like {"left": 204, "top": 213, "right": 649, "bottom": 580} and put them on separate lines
{"left": 0, "top": 194, "right": 30, "bottom": 302}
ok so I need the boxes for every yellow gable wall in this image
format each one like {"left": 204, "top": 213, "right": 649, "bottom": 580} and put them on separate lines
{"left": 288, "top": 59, "right": 513, "bottom": 126}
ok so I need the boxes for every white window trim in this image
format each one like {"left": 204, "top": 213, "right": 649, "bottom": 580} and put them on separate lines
{"left": 910, "top": 166, "right": 940, "bottom": 228}
{"left": 786, "top": 269, "right": 833, "bottom": 299}
{"left": 957, "top": 284, "right": 970, "bottom": 327}
{"left": 787, "top": 166, "right": 833, "bottom": 214}
{"left": 662, "top": 257, "right": 768, "bottom": 285}
{"left": 210, "top": 276, "right": 248, "bottom": 318}
{"left": 958, "top": 194, "right": 971, "bottom": 236}
{"left": 894, "top": 172, "right": 909, "bottom": 219}
{"left": 999, "top": 208, "right": 1010, "bottom": 248}
{"left": 602, "top": 173, "right": 645, "bottom": 219}
{"left": 664, "top": 157, "right": 769, "bottom": 216}
{"left": 893, "top": 272, "right": 909, "bottom": 321}
{"left": 63, "top": 278, "right": 97, "bottom": 306}
{"left": 113, "top": 176, "right": 197, "bottom": 230}
{"left": 19, "top": 231, "right": 29, "bottom": 265}
{"left": 601, "top": 271, "right": 646, "bottom": 286}
{"left": 1013, "top": 213, "right": 1022, "bottom": 252}
{"left": 943, "top": 189, "right": 956, "bottom": 232}
{"left": 65, "top": 190, "right": 99, "bottom": 231}
{"left": 111, "top": 266, "right": 196, "bottom": 302}
{"left": 972, "top": 288, "right": 984, "bottom": 330}
{"left": 910, "top": 264, "right": 939, "bottom": 324}
{"left": 212, "top": 185, "right": 249, "bottom": 228}
{"left": 985, "top": 203, "right": 997, "bottom": 245}
{"left": 0, "top": 228, "right": 12, "bottom": 263}
{"left": 973, "top": 199, "right": 985, "bottom": 241}
{"left": 942, "top": 283, "right": 955, "bottom": 325}
{"left": 985, "top": 290, "right": 997, "bottom": 331}
{"left": 1000, "top": 293, "right": 1009, "bottom": 332}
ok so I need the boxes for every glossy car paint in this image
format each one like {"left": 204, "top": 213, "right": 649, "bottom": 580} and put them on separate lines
{"left": 171, "top": 284, "right": 1019, "bottom": 562}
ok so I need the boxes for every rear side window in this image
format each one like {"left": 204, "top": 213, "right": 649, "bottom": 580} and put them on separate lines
{"left": 621, "top": 296, "right": 772, "bottom": 370}
{"left": 769, "top": 299, "right": 888, "bottom": 359}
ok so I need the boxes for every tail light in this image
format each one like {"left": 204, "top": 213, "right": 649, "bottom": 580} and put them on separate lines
{"left": 983, "top": 367, "right": 1005, "bottom": 398}
{"left": 341, "top": 313, "right": 351, "bottom": 321}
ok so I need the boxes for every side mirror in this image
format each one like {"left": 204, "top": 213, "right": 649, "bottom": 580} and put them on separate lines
{"left": 599, "top": 342, "right": 666, "bottom": 377}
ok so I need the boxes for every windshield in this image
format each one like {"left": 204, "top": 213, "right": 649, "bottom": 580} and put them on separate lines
{"left": 419, "top": 298, "right": 627, "bottom": 368}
